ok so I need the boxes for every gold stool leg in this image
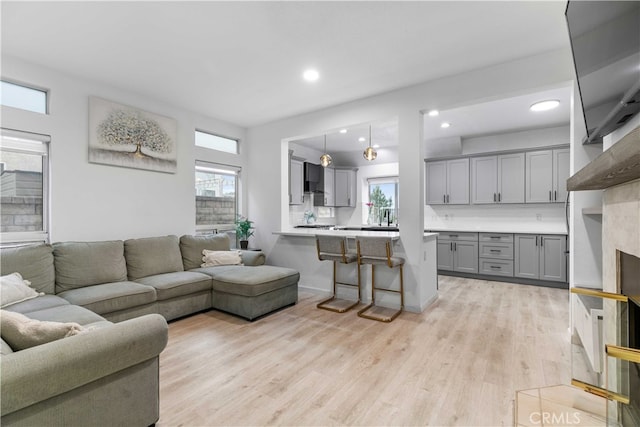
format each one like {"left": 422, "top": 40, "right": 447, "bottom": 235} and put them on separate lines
{"left": 317, "top": 260, "right": 359, "bottom": 313}
{"left": 357, "top": 263, "right": 403, "bottom": 323}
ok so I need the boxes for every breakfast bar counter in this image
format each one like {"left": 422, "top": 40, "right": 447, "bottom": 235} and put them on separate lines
{"left": 269, "top": 228, "right": 439, "bottom": 313}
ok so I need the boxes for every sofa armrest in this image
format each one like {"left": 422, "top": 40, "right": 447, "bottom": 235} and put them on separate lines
{"left": 1, "top": 313, "right": 168, "bottom": 416}
{"left": 240, "top": 250, "right": 265, "bottom": 266}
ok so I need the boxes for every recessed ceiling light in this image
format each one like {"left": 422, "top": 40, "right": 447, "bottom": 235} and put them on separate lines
{"left": 441, "top": 122, "right": 451, "bottom": 129}
{"left": 339, "top": 129, "right": 347, "bottom": 134}
{"left": 358, "top": 137, "right": 366, "bottom": 142}
{"left": 373, "top": 144, "right": 380, "bottom": 148}
{"left": 428, "top": 110, "right": 439, "bottom": 117}
{"left": 303, "top": 69, "right": 319, "bottom": 82}
{"left": 530, "top": 100, "right": 560, "bottom": 112}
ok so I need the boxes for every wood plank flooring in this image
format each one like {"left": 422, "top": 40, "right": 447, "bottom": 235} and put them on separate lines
{"left": 157, "top": 276, "right": 571, "bottom": 426}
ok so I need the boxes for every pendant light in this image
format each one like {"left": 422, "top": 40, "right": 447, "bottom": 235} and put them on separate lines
{"left": 320, "top": 134, "right": 332, "bottom": 167}
{"left": 363, "top": 125, "right": 377, "bottom": 161}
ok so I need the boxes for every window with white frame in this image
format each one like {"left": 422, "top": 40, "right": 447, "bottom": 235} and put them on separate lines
{"left": 195, "top": 130, "right": 238, "bottom": 154}
{"left": 195, "top": 161, "right": 239, "bottom": 233}
{"left": 0, "top": 129, "right": 50, "bottom": 244}
{"left": 367, "top": 176, "right": 399, "bottom": 225}
{"left": 0, "top": 81, "right": 48, "bottom": 114}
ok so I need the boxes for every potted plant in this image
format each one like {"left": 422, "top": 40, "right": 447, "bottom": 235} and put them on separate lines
{"left": 235, "top": 215, "right": 255, "bottom": 249}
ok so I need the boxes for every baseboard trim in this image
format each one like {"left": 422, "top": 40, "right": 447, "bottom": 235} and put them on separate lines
{"left": 438, "top": 271, "right": 569, "bottom": 289}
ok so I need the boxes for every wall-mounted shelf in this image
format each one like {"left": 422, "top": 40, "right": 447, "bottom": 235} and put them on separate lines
{"left": 582, "top": 206, "right": 602, "bottom": 216}
{"left": 567, "top": 126, "right": 640, "bottom": 191}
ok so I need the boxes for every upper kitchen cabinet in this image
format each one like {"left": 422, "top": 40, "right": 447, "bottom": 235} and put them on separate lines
{"left": 289, "top": 155, "right": 304, "bottom": 205}
{"left": 323, "top": 167, "right": 335, "bottom": 207}
{"left": 335, "top": 168, "right": 357, "bottom": 207}
{"left": 471, "top": 153, "right": 525, "bottom": 204}
{"left": 525, "top": 148, "right": 570, "bottom": 203}
{"left": 425, "top": 158, "right": 469, "bottom": 205}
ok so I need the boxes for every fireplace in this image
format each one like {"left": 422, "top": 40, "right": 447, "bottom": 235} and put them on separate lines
{"left": 618, "top": 250, "right": 640, "bottom": 426}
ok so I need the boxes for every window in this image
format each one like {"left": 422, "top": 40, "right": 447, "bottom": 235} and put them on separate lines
{"left": 367, "top": 176, "right": 399, "bottom": 225}
{"left": 0, "top": 129, "right": 50, "bottom": 243}
{"left": 195, "top": 130, "right": 238, "bottom": 154}
{"left": 195, "top": 161, "right": 239, "bottom": 233}
{"left": 0, "top": 81, "right": 47, "bottom": 114}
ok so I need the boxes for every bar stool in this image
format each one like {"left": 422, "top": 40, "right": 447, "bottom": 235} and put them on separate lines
{"left": 356, "top": 236, "right": 404, "bottom": 322}
{"left": 315, "top": 235, "right": 360, "bottom": 313}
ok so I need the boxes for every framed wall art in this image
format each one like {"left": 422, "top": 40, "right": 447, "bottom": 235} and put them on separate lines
{"left": 88, "top": 96, "right": 177, "bottom": 173}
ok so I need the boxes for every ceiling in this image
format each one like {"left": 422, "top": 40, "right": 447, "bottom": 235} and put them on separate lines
{"left": 1, "top": 1, "right": 569, "bottom": 128}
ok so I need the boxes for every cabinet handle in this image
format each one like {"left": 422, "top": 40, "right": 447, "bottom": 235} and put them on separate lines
{"left": 450, "top": 242, "right": 453, "bottom": 251}
{"left": 289, "top": 194, "right": 292, "bottom": 203}
{"left": 490, "top": 249, "right": 501, "bottom": 253}
{"left": 447, "top": 194, "right": 450, "bottom": 203}
{"left": 554, "top": 190, "right": 557, "bottom": 201}
{"left": 348, "top": 198, "right": 350, "bottom": 205}
{"left": 549, "top": 191, "right": 552, "bottom": 201}
{"left": 449, "top": 234, "right": 458, "bottom": 238}
{"left": 490, "top": 265, "right": 501, "bottom": 270}
{"left": 535, "top": 236, "right": 538, "bottom": 246}
{"left": 490, "top": 236, "right": 500, "bottom": 240}
{"left": 454, "top": 242, "right": 457, "bottom": 251}
{"left": 541, "top": 236, "right": 544, "bottom": 247}
{"left": 498, "top": 193, "right": 501, "bottom": 202}
{"left": 444, "top": 195, "right": 446, "bottom": 203}
{"left": 493, "top": 193, "right": 496, "bottom": 202}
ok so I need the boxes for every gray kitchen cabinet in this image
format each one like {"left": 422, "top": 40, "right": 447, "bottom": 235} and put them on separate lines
{"left": 323, "top": 167, "right": 335, "bottom": 206}
{"left": 471, "top": 153, "right": 524, "bottom": 204}
{"left": 335, "top": 168, "right": 357, "bottom": 207}
{"left": 289, "top": 157, "right": 304, "bottom": 205}
{"left": 436, "top": 232, "right": 478, "bottom": 273}
{"left": 514, "top": 234, "right": 567, "bottom": 282}
{"left": 525, "top": 149, "right": 570, "bottom": 203}
{"left": 478, "top": 233, "right": 514, "bottom": 277}
{"left": 425, "top": 158, "right": 469, "bottom": 205}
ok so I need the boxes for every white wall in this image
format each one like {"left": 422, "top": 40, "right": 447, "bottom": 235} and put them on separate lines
{"left": 247, "top": 48, "right": 573, "bottom": 303}
{"left": 461, "top": 125, "right": 569, "bottom": 155}
{"left": 1, "top": 55, "right": 247, "bottom": 242}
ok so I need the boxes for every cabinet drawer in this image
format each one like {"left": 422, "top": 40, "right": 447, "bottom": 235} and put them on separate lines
{"left": 479, "top": 233, "right": 513, "bottom": 243}
{"left": 479, "top": 258, "right": 514, "bottom": 277}
{"left": 479, "top": 242, "right": 513, "bottom": 260}
{"left": 437, "top": 232, "right": 478, "bottom": 242}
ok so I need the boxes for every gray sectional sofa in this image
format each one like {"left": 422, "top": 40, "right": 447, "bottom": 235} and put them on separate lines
{"left": 0, "top": 233, "right": 299, "bottom": 426}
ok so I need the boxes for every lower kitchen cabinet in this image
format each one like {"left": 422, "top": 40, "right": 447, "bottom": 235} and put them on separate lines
{"left": 514, "top": 234, "right": 567, "bottom": 282}
{"left": 436, "top": 232, "right": 478, "bottom": 274}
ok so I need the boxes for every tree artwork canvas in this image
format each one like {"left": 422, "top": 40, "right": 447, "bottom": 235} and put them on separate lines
{"left": 89, "top": 97, "right": 177, "bottom": 173}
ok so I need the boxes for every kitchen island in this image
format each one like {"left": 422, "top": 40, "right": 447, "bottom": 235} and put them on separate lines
{"left": 270, "top": 228, "right": 439, "bottom": 313}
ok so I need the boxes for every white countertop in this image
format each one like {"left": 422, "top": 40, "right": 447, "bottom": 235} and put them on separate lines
{"left": 275, "top": 228, "right": 401, "bottom": 240}
{"left": 424, "top": 223, "right": 568, "bottom": 235}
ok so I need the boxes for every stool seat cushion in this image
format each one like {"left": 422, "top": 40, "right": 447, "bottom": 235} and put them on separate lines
{"left": 359, "top": 256, "right": 405, "bottom": 267}
{"left": 318, "top": 251, "right": 357, "bottom": 263}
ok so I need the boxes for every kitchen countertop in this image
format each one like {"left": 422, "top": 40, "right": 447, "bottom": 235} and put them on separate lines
{"left": 424, "top": 223, "right": 568, "bottom": 235}
{"left": 275, "top": 228, "right": 402, "bottom": 240}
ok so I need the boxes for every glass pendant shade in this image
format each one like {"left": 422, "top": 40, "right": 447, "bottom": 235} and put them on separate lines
{"left": 363, "top": 126, "right": 377, "bottom": 161}
{"left": 363, "top": 146, "right": 377, "bottom": 161}
{"left": 320, "top": 135, "right": 332, "bottom": 167}
{"left": 320, "top": 153, "right": 332, "bottom": 167}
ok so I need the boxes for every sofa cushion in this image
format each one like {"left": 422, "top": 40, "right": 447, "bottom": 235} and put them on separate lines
{"left": 1, "top": 272, "right": 43, "bottom": 308}
{"left": 135, "top": 271, "right": 212, "bottom": 301}
{"left": 11, "top": 303, "right": 108, "bottom": 326}
{"left": 53, "top": 241, "right": 128, "bottom": 292}
{"left": 0, "top": 294, "right": 69, "bottom": 315}
{"left": 0, "top": 244, "right": 55, "bottom": 294}
{"left": 1, "top": 337, "right": 13, "bottom": 355}
{"left": 125, "top": 235, "right": 184, "bottom": 281}
{"left": 57, "top": 281, "right": 156, "bottom": 316}
{"left": 0, "top": 310, "right": 85, "bottom": 351}
{"left": 180, "top": 234, "right": 231, "bottom": 270}
{"left": 202, "top": 265, "right": 300, "bottom": 297}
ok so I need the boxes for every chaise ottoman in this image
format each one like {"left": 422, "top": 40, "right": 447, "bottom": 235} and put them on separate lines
{"left": 199, "top": 265, "right": 299, "bottom": 320}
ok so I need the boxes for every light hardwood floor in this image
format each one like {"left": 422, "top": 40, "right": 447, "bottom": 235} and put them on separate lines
{"left": 158, "top": 276, "right": 571, "bottom": 426}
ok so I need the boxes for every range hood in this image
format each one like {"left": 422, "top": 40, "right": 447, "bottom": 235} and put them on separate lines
{"left": 303, "top": 162, "right": 323, "bottom": 193}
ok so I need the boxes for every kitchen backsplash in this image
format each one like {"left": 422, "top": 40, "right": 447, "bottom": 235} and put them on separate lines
{"left": 425, "top": 203, "right": 566, "bottom": 228}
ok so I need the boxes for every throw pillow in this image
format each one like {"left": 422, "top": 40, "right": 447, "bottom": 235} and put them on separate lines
{"left": 201, "top": 250, "right": 243, "bottom": 267}
{"left": 1, "top": 272, "right": 44, "bottom": 308}
{"left": 0, "top": 310, "right": 85, "bottom": 351}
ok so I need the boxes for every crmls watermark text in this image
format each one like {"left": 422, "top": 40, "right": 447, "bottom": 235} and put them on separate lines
{"left": 529, "top": 411, "right": 582, "bottom": 425}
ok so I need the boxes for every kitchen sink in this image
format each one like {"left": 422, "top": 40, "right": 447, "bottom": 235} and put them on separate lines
{"left": 337, "top": 226, "right": 399, "bottom": 232}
